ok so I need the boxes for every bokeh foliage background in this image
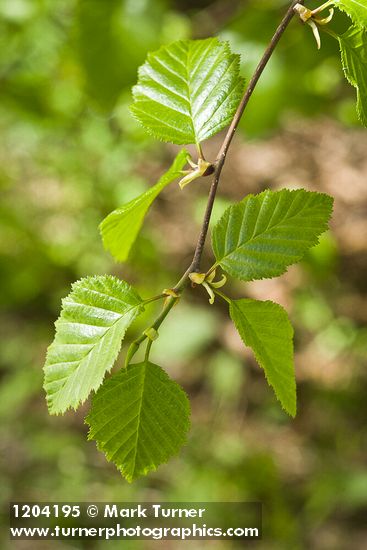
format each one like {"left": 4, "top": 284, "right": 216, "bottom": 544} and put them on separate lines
{"left": 1, "top": 0, "right": 367, "bottom": 548}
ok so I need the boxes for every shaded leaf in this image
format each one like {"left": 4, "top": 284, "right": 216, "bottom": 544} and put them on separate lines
{"left": 100, "top": 150, "right": 189, "bottom": 262}
{"left": 44, "top": 276, "right": 143, "bottom": 414}
{"left": 86, "top": 361, "right": 190, "bottom": 482}
{"left": 229, "top": 299, "right": 296, "bottom": 416}
{"left": 338, "top": 24, "right": 367, "bottom": 126}
{"left": 212, "top": 189, "right": 333, "bottom": 281}
{"left": 130, "top": 38, "right": 244, "bottom": 144}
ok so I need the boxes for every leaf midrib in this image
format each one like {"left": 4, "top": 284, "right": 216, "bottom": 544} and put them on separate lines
{"left": 232, "top": 302, "right": 276, "bottom": 376}
{"left": 130, "top": 364, "right": 147, "bottom": 479}
{"left": 183, "top": 42, "right": 197, "bottom": 144}
{"left": 180, "top": 39, "right": 226, "bottom": 144}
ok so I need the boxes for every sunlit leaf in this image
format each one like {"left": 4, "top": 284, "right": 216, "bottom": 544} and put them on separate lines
{"left": 44, "top": 276, "right": 144, "bottom": 414}
{"left": 333, "top": 0, "right": 367, "bottom": 27}
{"left": 338, "top": 24, "right": 367, "bottom": 126}
{"left": 130, "top": 38, "right": 244, "bottom": 144}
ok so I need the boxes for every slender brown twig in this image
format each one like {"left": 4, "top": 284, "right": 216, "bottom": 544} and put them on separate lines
{"left": 189, "top": 0, "right": 304, "bottom": 275}
{"left": 126, "top": 0, "right": 304, "bottom": 363}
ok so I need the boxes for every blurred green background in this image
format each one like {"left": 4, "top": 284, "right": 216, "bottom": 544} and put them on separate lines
{"left": 1, "top": 0, "right": 367, "bottom": 548}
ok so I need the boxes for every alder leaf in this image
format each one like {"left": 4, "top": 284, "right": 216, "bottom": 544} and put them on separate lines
{"left": 338, "top": 24, "right": 367, "bottom": 126}
{"left": 100, "top": 150, "right": 189, "bottom": 262}
{"left": 229, "top": 299, "right": 296, "bottom": 417}
{"left": 333, "top": 0, "right": 367, "bottom": 27}
{"left": 130, "top": 38, "right": 244, "bottom": 145}
{"left": 44, "top": 276, "right": 144, "bottom": 415}
{"left": 86, "top": 361, "right": 190, "bottom": 482}
{"left": 212, "top": 189, "right": 333, "bottom": 282}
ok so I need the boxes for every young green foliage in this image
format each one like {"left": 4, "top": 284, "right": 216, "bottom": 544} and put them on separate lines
{"left": 86, "top": 361, "right": 190, "bottom": 482}
{"left": 211, "top": 189, "right": 333, "bottom": 282}
{"left": 100, "top": 150, "right": 189, "bottom": 262}
{"left": 333, "top": 0, "right": 367, "bottom": 27}
{"left": 338, "top": 25, "right": 367, "bottom": 126}
{"left": 44, "top": 276, "right": 143, "bottom": 414}
{"left": 130, "top": 38, "right": 244, "bottom": 145}
{"left": 44, "top": 5, "right": 365, "bottom": 482}
{"left": 229, "top": 299, "right": 296, "bottom": 417}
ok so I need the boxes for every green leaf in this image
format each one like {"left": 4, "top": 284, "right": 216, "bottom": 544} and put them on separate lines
{"left": 212, "top": 189, "right": 333, "bottom": 282}
{"left": 100, "top": 150, "right": 188, "bottom": 262}
{"left": 44, "top": 276, "right": 144, "bottom": 415}
{"left": 86, "top": 361, "right": 190, "bottom": 482}
{"left": 130, "top": 38, "right": 244, "bottom": 145}
{"left": 333, "top": 0, "right": 367, "bottom": 28}
{"left": 338, "top": 25, "right": 367, "bottom": 126}
{"left": 229, "top": 299, "right": 296, "bottom": 416}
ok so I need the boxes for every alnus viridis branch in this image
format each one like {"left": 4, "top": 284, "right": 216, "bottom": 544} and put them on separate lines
{"left": 125, "top": 0, "right": 305, "bottom": 365}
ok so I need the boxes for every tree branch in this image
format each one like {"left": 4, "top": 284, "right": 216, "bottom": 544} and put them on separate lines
{"left": 126, "top": 0, "right": 304, "bottom": 363}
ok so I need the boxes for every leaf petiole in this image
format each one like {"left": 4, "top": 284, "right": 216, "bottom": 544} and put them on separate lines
{"left": 142, "top": 294, "right": 166, "bottom": 305}
{"left": 213, "top": 288, "right": 232, "bottom": 305}
{"left": 145, "top": 339, "right": 153, "bottom": 361}
{"left": 196, "top": 142, "right": 205, "bottom": 160}
{"left": 125, "top": 295, "right": 179, "bottom": 367}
